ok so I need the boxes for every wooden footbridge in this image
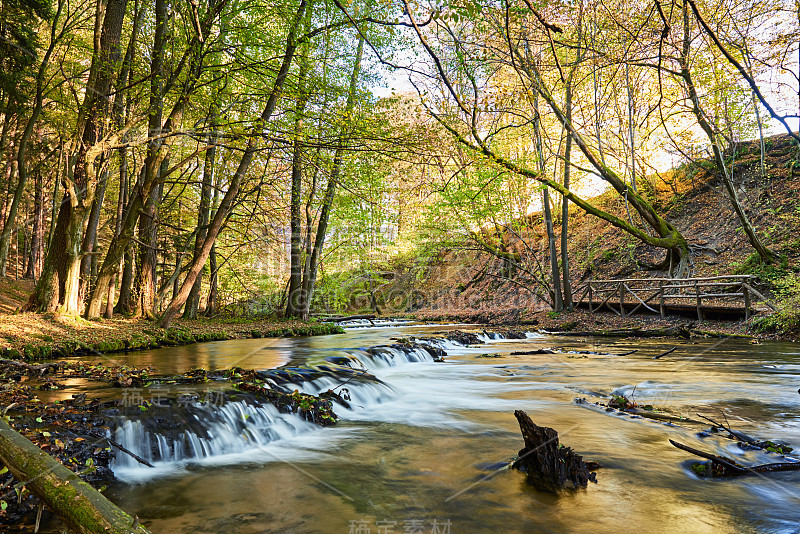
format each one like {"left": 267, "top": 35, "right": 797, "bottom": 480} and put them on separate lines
{"left": 571, "top": 275, "right": 776, "bottom": 321}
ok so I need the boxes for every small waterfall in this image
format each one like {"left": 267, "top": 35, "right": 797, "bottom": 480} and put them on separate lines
{"left": 359, "top": 345, "right": 439, "bottom": 368}
{"left": 110, "top": 339, "right": 452, "bottom": 477}
{"left": 111, "top": 399, "right": 317, "bottom": 470}
{"left": 280, "top": 374, "right": 397, "bottom": 408}
{"left": 478, "top": 332, "right": 505, "bottom": 342}
{"left": 415, "top": 337, "right": 464, "bottom": 351}
{"left": 338, "top": 318, "right": 411, "bottom": 328}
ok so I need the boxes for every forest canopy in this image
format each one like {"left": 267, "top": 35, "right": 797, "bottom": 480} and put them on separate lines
{"left": 0, "top": 0, "right": 797, "bottom": 323}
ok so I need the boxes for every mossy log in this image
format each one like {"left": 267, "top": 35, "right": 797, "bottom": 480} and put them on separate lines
{"left": 0, "top": 417, "right": 150, "bottom": 533}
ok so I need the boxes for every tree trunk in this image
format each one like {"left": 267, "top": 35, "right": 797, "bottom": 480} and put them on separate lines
{"left": 678, "top": 4, "right": 773, "bottom": 264}
{"left": 533, "top": 94, "right": 562, "bottom": 310}
{"left": 560, "top": 20, "right": 581, "bottom": 311}
{"left": 131, "top": 0, "right": 169, "bottom": 319}
{"left": 47, "top": 141, "right": 63, "bottom": 250}
{"left": 205, "top": 242, "right": 218, "bottom": 315}
{"left": 27, "top": 0, "right": 128, "bottom": 313}
{"left": 159, "top": 0, "right": 308, "bottom": 328}
{"left": 116, "top": 248, "right": 134, "bottom": 314}
{"left": 543, "top": 189, "right": 562, "bottom": 310}
{"left": 285, "top": 21, "right": 312, "bottom": 319}
{"left": 205, "top": 173, "right": 221, "bottom": 317}
{"left": 106, "top": 148, "right": 128, "bottom": 317}
{"left": 24, "top": 172, "right": 44, "bottom": 279}
{"left": 286, "top": 137, "right": 305, "bottom": 317}
{"left": 183, "top": 113, "right": 217, "bottom": 318}
{"left": 299, "top": 34, "right": 364, "bottom": 319}
{"left": 134, "top": 179, "right": 163, "bottom": 318}
{"left": 79, "top": 165, "right": 108, "bottom": 298}
{"left": 626, "top": 61, "right": 637, "bottom": 194}
{"left": 110, "top": 148, "right": 133, "bottom": 318}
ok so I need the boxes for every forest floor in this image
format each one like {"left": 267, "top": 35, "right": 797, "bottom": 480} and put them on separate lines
{"left": 0, "top": 310, "right": 343, "bottom": 360}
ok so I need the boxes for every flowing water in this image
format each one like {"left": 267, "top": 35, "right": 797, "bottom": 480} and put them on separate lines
{"left": 67, "top": 323, "right": 800, "bottom": 533}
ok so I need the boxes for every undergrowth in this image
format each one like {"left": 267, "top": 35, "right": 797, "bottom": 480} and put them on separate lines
{"left": 736, "top": 253, "right": 800, "bottom": 334}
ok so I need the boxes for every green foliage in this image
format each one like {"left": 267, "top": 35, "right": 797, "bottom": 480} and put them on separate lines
{"left": 732, "top": 252, "right": 792, "bottom": 285}
{"left": 690, "top": 463, "right": 708, "bottom": 476}
{"left": 734, "top": 253, "right": 800, "bottom": 334}
{"left": 762, "top": 441, "right": 793, "bottom": 455}
{"left": 752, "top": 273, "right": 800, "bottom": 334}
{"left": 0, "top": 0, "right": 51, "bottom": 101}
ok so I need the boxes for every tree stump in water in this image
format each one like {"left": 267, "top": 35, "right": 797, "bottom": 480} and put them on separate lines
{"left": 511, "top": 410, "right": 597, "bottom": 492}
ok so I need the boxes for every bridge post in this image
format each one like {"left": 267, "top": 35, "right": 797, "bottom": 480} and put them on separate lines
{"left": 588, "top": 283, "right": 593, "bottom": 313}
{"left": 694, "top": 281, "right": 703, "bottom": 322}
{"left": 619, "top": 282, "right": 625, "bottom": 317}
{"left": 659, "top": 280, "right": 665, "bottom": 318}
{"left": 743, "top": 284, "right": 751, "bottom": 320}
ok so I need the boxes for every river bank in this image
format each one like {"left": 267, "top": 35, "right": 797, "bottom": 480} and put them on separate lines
{"left": 0, "top": 306, "right": 790, "bottom": 365}
{"left": 408, "top": 307, "right": 786, "bottom": 340}
{"left": 0, "top": 312, "right": 344, "bottom": 360}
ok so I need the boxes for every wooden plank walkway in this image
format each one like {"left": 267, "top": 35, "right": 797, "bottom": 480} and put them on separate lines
{"left": 571, "top": 276, "right": 777, "bottom": 321}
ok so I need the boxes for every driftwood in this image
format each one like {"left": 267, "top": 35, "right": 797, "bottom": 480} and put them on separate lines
{"left": 653, "top": 346, "right": 678, "bottom": 359}
{"left": 511, "top": 348, "right": 638, "bottom": 357}
{"left": 669, "top": 439, "right": 800, "bottom": 477}
{"left": 696, "top": 414, "right": 756, "bottom": 443}
{"left": 511, "top": 410, "right": 597, "bottom": 492}
{"left": 0, "top": 417, "right": 150, "bottom": 533}
{"left": 696, "top": 414, "right": 794, "bottom": 454}
{"left": 511, "top": 349, "right": 555, "bottom": 355}
{"left": 575, "top": 397, "right": 709, "bottom": 427}
{"left": 0, "top": 359, "right": 61, "bottom": 376}
{"left": 86, "top": 431, "right": 154, "bottom": 468}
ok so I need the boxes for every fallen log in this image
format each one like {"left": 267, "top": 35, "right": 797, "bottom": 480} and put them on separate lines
{"left": 511, "top": 410, "right": 597, "bottom": 492}
{"left": 0, "top": 417, "right": 150, "bottom": 533}
{"left": 0, "top": 359, "right": 61, "bottom": 376}
{"left": 511, "top": 348, "right": 638, "bottom": 357}
{"left": 575, "top": 397, "right": 709, "bottom": 427}
{"left": 542, "top": 326, "right": 693, "bottom": 339}
{"left": 696, "top": 414, "right": 757, "bottom": 443}
{"left": 696, "top": 414, "right": 793, "bottom": 454}
{"left": 669, "top": 439, "right": 800, "bottom": 477}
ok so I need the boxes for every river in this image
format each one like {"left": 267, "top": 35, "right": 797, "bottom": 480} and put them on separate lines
{"left": 79, "top": 322, "right": 800, "bottom": 533}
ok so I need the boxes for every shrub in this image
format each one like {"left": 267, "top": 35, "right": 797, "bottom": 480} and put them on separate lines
{"left": 752, "top": 273, "right": 800, "bottom": 334}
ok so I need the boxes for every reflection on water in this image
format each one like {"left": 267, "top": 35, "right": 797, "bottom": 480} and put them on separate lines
{"left": 78, "top": 325, "right": 800, "bottom": 533}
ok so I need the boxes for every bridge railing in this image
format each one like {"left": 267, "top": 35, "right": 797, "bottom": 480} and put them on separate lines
{"left": 571, "top": 275, "right": 776, "bottom": 320}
